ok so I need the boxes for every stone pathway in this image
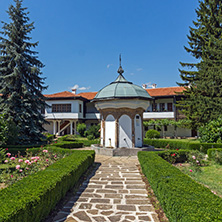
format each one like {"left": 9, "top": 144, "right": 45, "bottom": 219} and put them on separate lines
{"left": 53, "top": 155, "right": 159, "bottom": 222}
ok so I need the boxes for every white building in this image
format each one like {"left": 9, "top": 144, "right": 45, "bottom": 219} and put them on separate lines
{"left": 43, "top": 81, "right": 195, "bottom": 139}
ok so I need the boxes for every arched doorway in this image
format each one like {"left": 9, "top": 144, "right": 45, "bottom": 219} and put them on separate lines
{"left": 105, "top": 115, "right": 115, "bottom": 147}
{"left": 119, "top": 115, "right": 132, "bottom": 148}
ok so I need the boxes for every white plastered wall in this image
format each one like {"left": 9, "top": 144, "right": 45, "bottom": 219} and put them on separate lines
{"left": 134, "top": 115, "right": 142, "bottom": 147}
{"left": 119, "top": 115, "right": 132, "bottom": 148}
{"left": 105, "top": 115, "right": 115, "bottom": 148}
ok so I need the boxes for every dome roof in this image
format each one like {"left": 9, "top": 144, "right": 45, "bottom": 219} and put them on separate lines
{"left": 93, "top": 73, "right": 152, "bottom": 101}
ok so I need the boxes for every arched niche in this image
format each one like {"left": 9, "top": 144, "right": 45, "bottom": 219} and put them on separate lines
{"left": 105, "top": 114, "right": 115, "bottom": 147}
{"left": 134, "top": 114, "right": 142, "bottom": 147}
{"left": 119, "top": 114, "right": 132, "bottom": 148}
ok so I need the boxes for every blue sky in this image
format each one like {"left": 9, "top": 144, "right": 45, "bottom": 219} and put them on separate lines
{"left": 1, "top": 0, "right": 199, "bottom": 94}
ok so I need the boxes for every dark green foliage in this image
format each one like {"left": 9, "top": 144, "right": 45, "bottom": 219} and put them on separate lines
{"left": 143, "top": 138, "right": 222, "bottom": 153}
{"left": 54, "top": 141, "right": 84, "bottom": 149}
{"left": 0, "top": 114, "right": 18, "bottom": 145}
{"left": 177, "top": 0, "right": 222, "bottom": 129}
{"left": 157, "top": 150, "right": 189, "bottom": 163}
{"left": 207, "top": 148, "right": 222, "bottom": 164}
{"left": 138, "top": 151, "right": 222, "bottom": 221}
{"left": 42, "top": 133, "right": 55, "bottom": 143}
{"left": 59, "top": 134, "right": 76, "bottom": 141}
{"left": 85, "top": 124, "right": 100, "bottom": 139}
{"left": 0, "top": 0, "right": 48, "bottom": 144}
{"left": 0, "top": 148, "right": 6, "bottom": 163}
{"left": 77, "top": 123, "right": 86, "bottom": 137}
{"left": 199, "top": 117, "right": 222, "bottom": 143}
{"left": 0, "top": 148, "right": 95, "bottom": 222}
{"left": 145, "top": 129, "right": 160, "bottom": 139}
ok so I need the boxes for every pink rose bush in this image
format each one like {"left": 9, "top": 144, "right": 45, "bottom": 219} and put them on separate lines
{"left": 0, "top": 147, "right": 65, "bottom": 187}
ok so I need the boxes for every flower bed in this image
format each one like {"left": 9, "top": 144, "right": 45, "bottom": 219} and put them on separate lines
{"left": 138, "top": 151, "right": 222, "bottom": 221}
{"left": 0, "top": 147, "right": 69, "bottom": 187}
{"left": 0, "top": 147, "right": 95, "bottom": 222}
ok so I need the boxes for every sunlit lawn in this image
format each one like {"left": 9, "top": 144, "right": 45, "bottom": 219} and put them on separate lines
{"left": 177, "top": 163, "right": 222, "bottom": 197}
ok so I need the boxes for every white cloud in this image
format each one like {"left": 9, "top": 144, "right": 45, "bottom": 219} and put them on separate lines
{"left": 136, "top": 68, "right": 143, "bottom": 72}
{"left": 72, "top": 84, "right": 79, "bottom": 90}
{"left": 70, "top": 85, "right": 91, "bottom": 91}
{"left": 130, "top": 72, "right": 135, "bottom": 76}
{"left": 107, "top": 64, "right": 113, "bottom": 69}
{"left": 79, "top": 86, "right": 91, "bottom": 91}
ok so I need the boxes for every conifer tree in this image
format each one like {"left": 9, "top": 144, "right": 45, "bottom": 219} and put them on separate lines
{"left": 0, "top": 0, "right": 48, "bottom": 144}
{"left": 177, "top": 0, "right": 222, "bottom": 129}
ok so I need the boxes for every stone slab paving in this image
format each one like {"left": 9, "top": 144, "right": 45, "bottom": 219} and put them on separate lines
{"left": 53, "top": 155, "right": 159, "bottom": 222}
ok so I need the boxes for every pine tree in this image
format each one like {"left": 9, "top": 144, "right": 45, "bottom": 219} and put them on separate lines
{"left": 0, "top": 0, "right": 48, "bottom": 144}
{"left": 177, "top": 0, "right": 222, "bottom": 129}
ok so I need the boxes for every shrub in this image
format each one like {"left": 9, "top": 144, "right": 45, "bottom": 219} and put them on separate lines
{"left": 199, "top": 117, "right": 222, "bottom": 143}
{"left": 143, "top": 138, "right": 222, "bottom": 153}
{"left": 0, "top": 148, "right": 6, "bottom": 163}
{"left": 84, "top": 124, "right": 100, "bottom": 139}
{"left": 77, "top": 123, "right": 86, "bottom": 137}
{"left": 54, "top": 141, "right": 83, "bottom": 149}
{"left": 42, "top": 133, "right": 55, "bottom": 143}
{"left": 145, "top": 129, "right": 160, "bottom": 139}
{"left": 0, "top": 148, "right": 95, "bottom": 222}
{"left": 207, "top": 148, "right": 222, "bottom": 164}
{"left": 60, "top": 135, "right": 76, "bottom": 141}
{"left": 138, "top": 151, "right": 222, "bottom": 221}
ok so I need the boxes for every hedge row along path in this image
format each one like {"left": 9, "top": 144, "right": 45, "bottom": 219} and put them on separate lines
{"left": 53, "top": 155, "right": 159, "bottom": 222}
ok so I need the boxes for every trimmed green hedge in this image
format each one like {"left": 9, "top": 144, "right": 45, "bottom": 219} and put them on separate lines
{"left": 144, "top": 138, "right": 222, "bottom": 153}
{"left": 54, "top": 141, "right": 84, "bottom": 149}
{"left": 207, "top": 148, "right": 222, "bottom": 159}
{"left": 138, "top": 151, "right": 222, "bottom": 221}
{"left": 0, "top": 148, "right": 95, "bottom": 222}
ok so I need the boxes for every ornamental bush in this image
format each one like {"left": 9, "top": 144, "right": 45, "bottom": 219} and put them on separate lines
{"left": 77, "top": 123, "right": 86, "bottom": 137}
{"left": 199, "top": 117, "right": 222, "bottom": 143}
{"left": 138, "top": 151, "right": 222, "bottom": 221}
{"left": 145, "top": 129, "right": 160, "bottom": 139}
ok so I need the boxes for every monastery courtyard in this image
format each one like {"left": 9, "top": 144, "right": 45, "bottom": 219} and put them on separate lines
{"left": 53, "top": 154, "right": 159, "bottom": 222}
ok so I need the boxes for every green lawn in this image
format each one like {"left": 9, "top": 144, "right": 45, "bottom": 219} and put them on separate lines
{"left": 177, "top": 164, "right": 222, "bottom": 197}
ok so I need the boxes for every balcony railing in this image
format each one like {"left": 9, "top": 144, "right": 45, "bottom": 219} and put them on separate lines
{"left": 44, "top": 113, "right": 79, "bottom": 119}
{"left": 143, "top": 112, "right": 174, "bottom": 119}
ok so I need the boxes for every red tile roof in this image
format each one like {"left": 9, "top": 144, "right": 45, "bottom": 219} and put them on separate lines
{"left": 43, "top": 87, "right": 186, "bottom": 100}
{"left": 44, "top": 91, "right": 78, "bottom": 98}
{"left": 77, "top": 92, "right": 97, "bottom": 100}
{"left": 146, "top": 86, "right": 186, "bottom": 97}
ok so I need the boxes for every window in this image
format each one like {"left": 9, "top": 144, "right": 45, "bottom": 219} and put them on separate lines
{"left": 167, "top": 103, "right": 173, "bottom": 111}
{"left": 52, "top": 104, "right": 71, "bottom": 112}
{"left": 152, "top": 103, "right": 157, "bottom": 112}
{"left": 160, "top": 103, "right": 165, "bottom": 112}
{"left": 79, "top": 104, "right": 82, "bottom": 113}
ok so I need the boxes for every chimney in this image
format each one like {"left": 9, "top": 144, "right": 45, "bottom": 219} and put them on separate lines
{"left": 142, "top": 84, "right": 147, "bottom": 89}
{"left": 152, "top": 83, "right": 157, "bottom": 89}
{"left": 72, "top": 88, "right": 77, "bottom": 94}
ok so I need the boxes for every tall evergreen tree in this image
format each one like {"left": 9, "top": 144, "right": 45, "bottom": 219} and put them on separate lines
{"left": 177, "top": 0, "right": 222, "bottom": 129}
{"left": 0, "top": 0, "right": 48, "bottom": 144}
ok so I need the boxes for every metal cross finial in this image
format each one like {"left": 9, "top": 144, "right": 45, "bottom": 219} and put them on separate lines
{"left": 119, "top": 54, "right": 121, "bottom": 67}
{"left": 117, "top": 54, "right": 124, "bottom": 75}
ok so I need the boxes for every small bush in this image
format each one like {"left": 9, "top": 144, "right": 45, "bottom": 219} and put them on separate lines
{"left": 77, "top": 123, "right": 86, "bottom": 137}
{"left": 145, "top": 129, "right": 160, "bottom": 139}
{"left": 84, "top": 124, "right": 100, "bottom": 139}
{"left": 207, "top": 148, "right": 222, "bottom": 164}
